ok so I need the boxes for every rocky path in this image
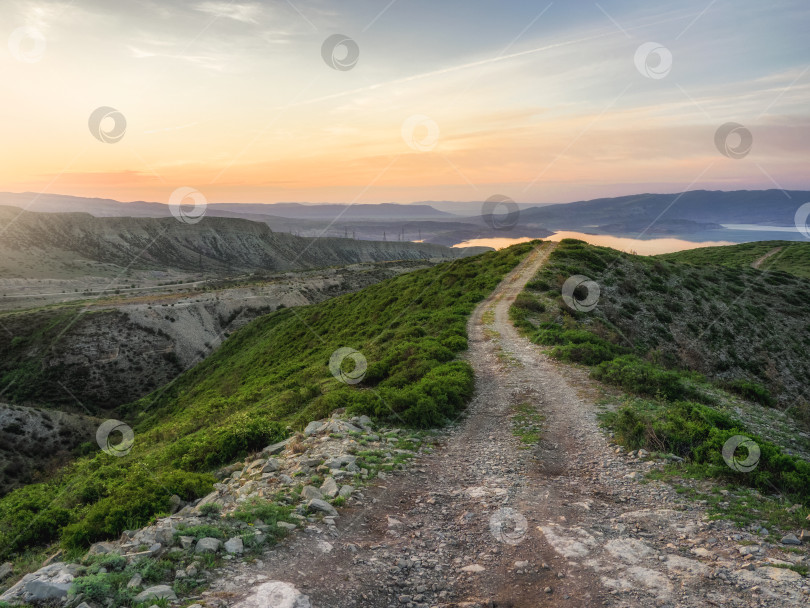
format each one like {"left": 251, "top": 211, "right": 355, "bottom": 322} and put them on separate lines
{"left": 216, "top": 243, "right": 808, "bottom": 608}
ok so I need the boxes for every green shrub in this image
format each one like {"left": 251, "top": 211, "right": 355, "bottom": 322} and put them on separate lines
{"left": 605, "top": 400, "right": 810, "bottom": 503}
{"left": 513, "top": 294, "right": 545, "bottom": 313}
{"left": 198, "top": 502, "right": 221, "bottom": 516}
{"left": 724, "top": 379, "right": 776, "bottom": 407}
{"left": 174, "top": 524, "right": 227, "bottom": 540}
{"left": 551, "top": 342, "right": 619, "bottom": 365}
{"left": 591, "top": 355, "right": 695, "bottom": 401}
{"left": 71, "top": 572, "right": 134, "bottom": 606}
{"left": 61, "top": 469, "right": 214, "bottom": 550}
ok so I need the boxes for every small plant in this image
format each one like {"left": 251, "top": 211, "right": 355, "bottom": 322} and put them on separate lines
{"left": 198, "top": 502, "right": 221, "bottom": 517}
{"left": 287, "top": 433, "right": 307, "bottom": 454}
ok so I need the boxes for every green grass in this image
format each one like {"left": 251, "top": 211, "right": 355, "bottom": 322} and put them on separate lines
{"left": 512, "top": 238, "right": 810, "bottom": 411}
{"left": 645, "top": 467, "right": 810, "bottom": 540}
{"left": 511, "top": 402, "right": 544, "bottom": 446}
{"left": 510, "top": 238, "right": 810, "bottom": 509}
{"left": 0, "top": 242, "right": 534, "bottom": 561}
{"left": 658, "top": 240, "right": 810, "bottom": 278}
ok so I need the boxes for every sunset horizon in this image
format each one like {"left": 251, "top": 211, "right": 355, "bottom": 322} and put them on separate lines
{"left": 3, "top": 0, "right": 808, "bottom": 206}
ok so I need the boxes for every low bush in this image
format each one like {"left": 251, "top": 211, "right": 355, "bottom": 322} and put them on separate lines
{"left": 605, "top": 400, "right": 810, "bottom": 503}
{"left": 723, "top": 379, "right": 776, "bottom": 407}
{"left": 513, "top": 293, "right": 545, "bottom": 313}
{"left": 591, "top": 355, "right": 698, "bottom": 401}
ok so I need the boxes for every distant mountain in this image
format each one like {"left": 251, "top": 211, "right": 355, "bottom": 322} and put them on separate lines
{"left": 595, "top": 219, "right": 723, "bottom": 235}
{"left": 0, "top": 193, "right": 452, "bottom": 221}
{"left": 4, "top": 189, "right": 808, "bottom": 247}
{"left": 219, "top": 202, "right": 452, "bottom": 220}
{"left": 0, "top": 206, "right": 486, "bottom": 279}
{"left": 518, "top": 190, "right": 810, "bottom": 229}
{"left": 408, "top": 200, "right": 549, "bottom": 215}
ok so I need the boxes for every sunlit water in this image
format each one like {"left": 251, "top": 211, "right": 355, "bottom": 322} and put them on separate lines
{"left": 452, "top": 232, "right": 737, "bottom": 254}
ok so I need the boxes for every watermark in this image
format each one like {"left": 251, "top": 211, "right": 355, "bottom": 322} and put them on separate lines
{"left": 96, "top": 419, "right": 134, "bottom": 457}
{"left": 489, "top": 507, "right": 528, "bottom": 545}
{"left": 634, "top": 42, "right": 672, "bottom": 80}
{"left": 9, "top": 27, "right": 47, "bottom": 63}
{"left": 168, "top": 187, "right": 207, "bottom": 224}
{"left": 401, "top": 114, "right": 439, "bottom": 152}
{"left": 321, "top": 34, "right": 359, "bottom": 71}
{"left": 795, "top": 203, "right": 810, "bottom": 239}
{"left": 715, "top": 122, "right": 752, "bottom": 159}
{"left": 722, "top": 435, "right": 760, "bottom": 472}
{"left": 88, "top": 106, "right": 127, "bottom": 144}
{"left": 561, "top": 275, "right": 600, "bottom": 312}
{"left": 482, "top": 195, "right": 520, "bottom": 231}
{"left": 329, "top": 347, "right": 367, "bottom": 384}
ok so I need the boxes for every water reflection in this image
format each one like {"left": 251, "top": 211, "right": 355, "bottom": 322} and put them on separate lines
{"left": 452, "top": 232, "right": 736, "bottom": 255}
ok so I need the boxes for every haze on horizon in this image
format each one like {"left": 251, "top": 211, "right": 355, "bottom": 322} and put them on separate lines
{"left": 1, "top": 0, "right": 808, "bottom": 206}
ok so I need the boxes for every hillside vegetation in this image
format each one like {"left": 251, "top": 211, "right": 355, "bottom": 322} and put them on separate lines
{"left": 659, "top": 240, "right": 810, "bottom": 278}
{"left": 0, "top": 243, "right": 532, "bottom": 561}
{"left": 511, "top": 239, "right": 810, "bottom": 505}
{"left": 0, "top": 261, "right": 436, "bottom": 417}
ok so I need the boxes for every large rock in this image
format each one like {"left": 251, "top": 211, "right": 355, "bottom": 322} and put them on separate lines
{"left": 324, "top": 455, "right": 357, "bottom": 469}
{"left": 320, "top": 477, "right": 339, "bottom": 498}
{"left": 169, "top": 494, "right": 184, "bottom": 514}
{"left": 24, "top": 579, "right": 72, "bottom": 602}
{"left": 0, "top": 562, "right": 12, "bottom": 581}
{"left": 134, "top": 584, "right": 178, "bottom": 602}
{"left": 307, "top": 499, "right": 338, "bottom": 517}
{"left": 88, "top": 541, "right": 117, "bottom": 555}
{"left": 355, "top": 415, "right": 373, "bottom": 430}
{"left": 262, "top": 438, "right": 292, "bottom": 456}
{"left": 261, "top": 458, "right": 280, "bottom": 473}
{"left": 301, "top": 485, "right": 323, "bottom": 501}
{"left": 234, "top": 581, "right": 311, "bottom": 608}
{"left": 224, "top": 537, "right": 244, "bottom": 554}
{"left": 324, "top": 420, "right": 361, "bottom": 435}
{"left": 0, "top": 562, "right": 73, "bottom": 605}
{"left": 195, "top": 537, "right": 222, "bottom": 554}
{"left": 195, "top": 490, "right": 223, "bottom": 511}
{"left": 304, "top": 421, "right": 326, "bottom": 436}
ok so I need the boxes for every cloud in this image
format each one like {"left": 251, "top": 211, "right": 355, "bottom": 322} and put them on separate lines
{"left": 195, "top": 1, "right": 261, "bottom": 24}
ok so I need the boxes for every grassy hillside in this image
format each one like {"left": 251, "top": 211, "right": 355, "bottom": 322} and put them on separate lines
{"left": 0, "top": 243, "right": 533, "bottom": 561}
{"left": 511, "top": 239, "right": 810, "bottom": 505}
{"left": 658, "top": 240, "right": 810, "bottom": 278}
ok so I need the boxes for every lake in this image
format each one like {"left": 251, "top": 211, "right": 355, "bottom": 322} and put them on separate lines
{"left": 452, "top": 232, "right": 738, "bottom": 255}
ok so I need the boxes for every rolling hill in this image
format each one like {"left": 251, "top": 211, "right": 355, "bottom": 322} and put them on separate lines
{"left": 657, "top": 240, "right": 810, "bottom": 278}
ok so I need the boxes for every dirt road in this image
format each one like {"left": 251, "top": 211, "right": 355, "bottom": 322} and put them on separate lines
{"left": 215, "top": 242, "right": 807, "bottom": 607}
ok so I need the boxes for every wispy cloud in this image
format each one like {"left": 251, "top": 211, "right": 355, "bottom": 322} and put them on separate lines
{"left": 195, "top": 1, "right": 262, "bottom": 24}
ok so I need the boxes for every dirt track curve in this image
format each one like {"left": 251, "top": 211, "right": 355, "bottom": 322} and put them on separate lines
{"left": 214, "top": 242, "right": 806, "bottom": 608}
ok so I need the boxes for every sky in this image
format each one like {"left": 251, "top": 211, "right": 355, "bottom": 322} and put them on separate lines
{"left": 1, "top": 0, "right": 808, "bottom": 205}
